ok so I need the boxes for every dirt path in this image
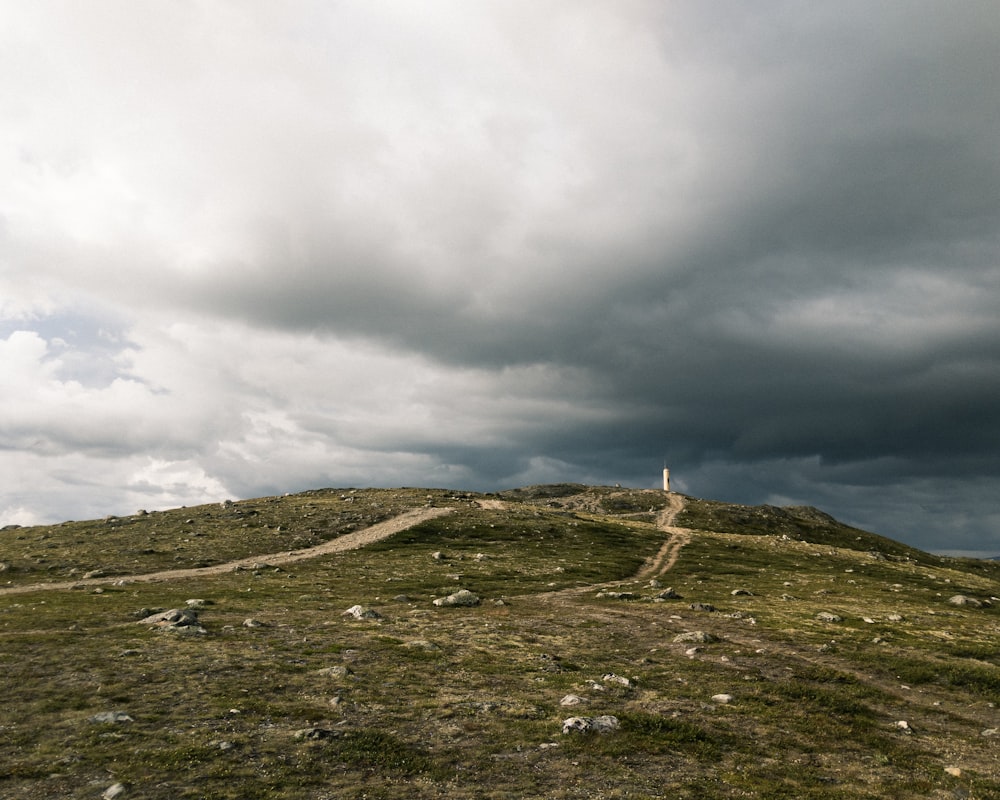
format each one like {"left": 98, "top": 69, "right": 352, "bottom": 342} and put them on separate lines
{"left": 532, "top": 494, "right": 692, "bottom": 608}
{"left": 636, "top": 493, "right": 690, "bottom": 579}
{"left": 0, "top": 506, "right": 453, "bottom": 597}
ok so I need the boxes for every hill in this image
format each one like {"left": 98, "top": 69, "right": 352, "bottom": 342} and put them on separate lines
{"left": 1, "top": 485, "right": 998, "bottom": 799}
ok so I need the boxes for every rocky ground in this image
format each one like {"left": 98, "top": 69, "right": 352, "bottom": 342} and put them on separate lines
{"left": 1, "top": 485, "right": 997, "bottom": 799}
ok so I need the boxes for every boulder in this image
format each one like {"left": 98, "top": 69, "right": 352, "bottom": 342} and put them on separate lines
{"left": 673, "top": 631, "right": 719, "bottom": 644}
{"left": 433, "top": 589, "right": 480, "bottom": 607}
{"left": 562, "top": 715, "right": 620, "bottom": 735}
{"left": 816, "top": 612, "right": 844, "bottom": 623}
{"left": 89, "top": 711, "right": 133, "bottom": 724}
{"left": 294, "top": 727, "right": 338, "bottom": 741}
{"left": 135, "top": 608, "right": 207, "bottom": 634}
{"left": 948, "top": 595, "right": 985, "bottom": 608}
{"left": 342, "top": 604, "right": 384, "bottom": 620}
{"left": 596, "top": 591, "right": 641, "bottom": 600}
{"left": 317, "top": 665, "right": 353, "bottom": 679}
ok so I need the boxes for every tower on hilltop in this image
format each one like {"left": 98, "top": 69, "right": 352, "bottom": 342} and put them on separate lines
{"left": 663, "top": 467, "right": 670, "bottom": 492}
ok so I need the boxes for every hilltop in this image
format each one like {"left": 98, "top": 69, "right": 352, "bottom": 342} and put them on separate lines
{"left": 1, "top": 485, "right": 997, "bottom": 799}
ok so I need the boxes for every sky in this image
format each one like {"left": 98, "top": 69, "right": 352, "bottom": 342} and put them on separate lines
{"left": 2, "top": 1, "right": 999, "bottom": 556}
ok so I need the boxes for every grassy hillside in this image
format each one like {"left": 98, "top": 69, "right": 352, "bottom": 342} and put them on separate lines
{"left": 1, "top": 486, "right": 997, "bottom": 799}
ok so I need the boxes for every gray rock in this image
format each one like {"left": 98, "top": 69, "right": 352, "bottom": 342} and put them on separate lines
{"left": 243, "top": 618, "right": 266, "bottom": 628}
{"left": 596, "top": 591, "right": 641, "bottom": 600}
{"left": 560, "top": 694, "right": 585, "bottom": 706}
{"left": 294, "top": 727, "right": 338, "bottom": 740}
{"left": 948, "top": 595, "right": 985, "bottom": 608}
{"left": 673, "top": 631, "right": 719, "bottom": 644}
{"left": 342, "top": 604, "right": 384, "bottom": 620}
{"left": 135, "top": 608, "right": 207, "bottom": 634}
{"left": 102, "top": 783, "right": 127, "bottom": 799}
{"left": 816, "top": 612, "right": 844, "bottom": 623}
{"left": 655, "top": 587, "right": 682, "bottom": 600}
{"left": 317, "top": 665, "right": 353, "bottom": 679}
{"left": 562, "top": 715, "right": 620, "bottom": 735}
{"left": 89, "top": 711, "right": 133, "bottom": 724}
{"left": 689, "top": 603, "right": 716, "bottom": 612}
{"left": 731, "top": 589, "right": 754, "bottom": 596}
{"left": 601, "top": 673, "right": 634, "bottom": 688}
{"left": 433, "top": 589, "right": 480, "bottom": 607}
{"left": 712, "top": 694, "right": 733, "bottom": 704}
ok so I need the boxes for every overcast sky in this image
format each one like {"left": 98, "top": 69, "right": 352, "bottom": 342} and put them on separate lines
{"left": 2, "top": 1, "right": 998, "bottom": 555}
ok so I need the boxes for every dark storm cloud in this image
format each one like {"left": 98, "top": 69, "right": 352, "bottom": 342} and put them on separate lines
{"left": 167, "top": 2, "right": 1000, "bottom": 551}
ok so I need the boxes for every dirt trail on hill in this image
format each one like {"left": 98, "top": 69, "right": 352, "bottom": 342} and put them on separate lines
{"left": 636, "top": 493, "right": 690, "bottom": 579}
{"left": 533, "top": 493, "right": 691, "bottom": 607}
{"left": 0, "top": 506, "right": 453, "bottom": 597}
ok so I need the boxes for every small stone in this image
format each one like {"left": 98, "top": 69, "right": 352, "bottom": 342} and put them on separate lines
{"left": 560, "top": 694, "right": 585, "bottom": 706}
{"left": 981, "top": 728, "right": 998, "bottom": 737}
{"left": 816, "top": 612, "right": 844, "bottom": 623}
{"left": 945, "top": 766, "right": 962, "bottom": 778}
{"left": 243, "top": 618, "right": 265, "bottom": 628}
{"left": 102, "top": 783, "right": 127, "bottom": 799}
{"left": 712, "top": 694, "right": 733, "bottom": 704}
{"left": 731, "top": 589, "right": 753, "bottom": 596}
{"left": 602, "top": 673, "right": 633, "bottom": 688}
{"left": 655, "top": 587, "right": 682, "bottom": 600}
{"left": 689, "top": 603, "right": 716, "bottom": 612}
{"left": 895, "top": 720, "right": 912, "bottom": 733}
